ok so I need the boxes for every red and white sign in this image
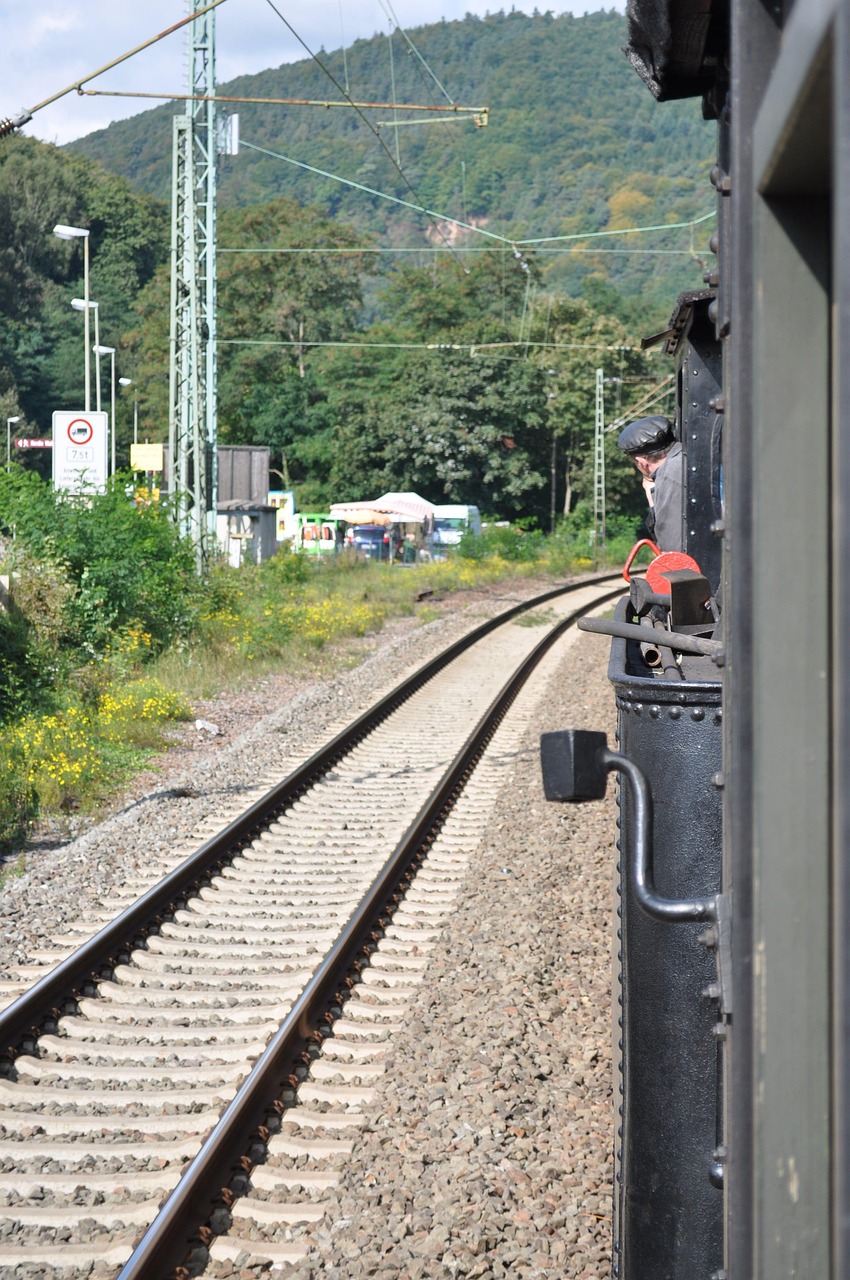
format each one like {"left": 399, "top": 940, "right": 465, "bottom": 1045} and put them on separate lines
{"left": 14, "top": 438, "right": 53, "bottom": 449}
{"left": 52, "top": 411, "right": 108, "bottom": 493}
{"left": 66, "top": 418, "right": 93, "bottom": 446}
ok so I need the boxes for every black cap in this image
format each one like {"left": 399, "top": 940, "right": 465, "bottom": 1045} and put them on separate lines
{"left": 617, "top": 415, "right": 675, "bottom": 456}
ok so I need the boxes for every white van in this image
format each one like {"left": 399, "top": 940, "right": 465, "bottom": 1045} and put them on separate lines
{"left": 432, "top": 505, "right": 482, "bottom": 550}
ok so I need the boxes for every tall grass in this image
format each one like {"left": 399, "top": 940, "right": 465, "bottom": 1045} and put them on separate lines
{"left": 0, "top": 532, "right": 620, "bottom": 851}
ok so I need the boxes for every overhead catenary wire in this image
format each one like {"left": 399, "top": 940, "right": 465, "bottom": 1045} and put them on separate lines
{"left": 218, "top": 246, "right": 710, "bottom": 256}
{"left": 338, "top": 0, "right": 350, "bottom": 94}
{"left": 237, "top": 138, "right": 715, "bottom": 252}
{"left": 259, "top": 0, "right": 469, "bottom": 268}
{"left": 604, "top": 375, "right": 676, "bottom": 430}
{"left": 377, "top": 0, "right": 457, "bottom": 105}
{"left": 217, "top": 338, "right": 648, "bottom": 352}
{"left": 384, "top": 14, "right": 401, "bottom": 165}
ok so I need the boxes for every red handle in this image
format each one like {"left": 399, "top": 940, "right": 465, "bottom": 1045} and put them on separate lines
{"left": 622, "top": 538, "right": 661, "bottom": 583}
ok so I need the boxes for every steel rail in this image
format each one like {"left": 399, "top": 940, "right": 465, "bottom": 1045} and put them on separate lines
{"left": 117, "top": 581, "right": 625, "bottom": 1279}
{"left": 0, "top": 573, "right": 621, "bottom": 1057}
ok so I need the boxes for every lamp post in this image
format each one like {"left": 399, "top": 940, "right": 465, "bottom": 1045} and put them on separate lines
{"left": 54, "top": 226, "right": 91, "bottom": 411}
{"left": 118, "top": 378, "right": 137, "bottom": 445}
{"left": 94, "top": 345, "right": 116, "bottom": 474}
{"left": 6, "top": 416, "right": 20, "bottom": 467}
{"left": 72, "top": 299, "right": 100, "bottom": 410}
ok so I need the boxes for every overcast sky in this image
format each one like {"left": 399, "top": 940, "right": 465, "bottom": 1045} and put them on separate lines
{"left": 4, "top": 1, "right": 624, "bottom": 147}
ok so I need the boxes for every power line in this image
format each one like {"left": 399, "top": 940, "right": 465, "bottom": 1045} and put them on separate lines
{"left": 238, "top": 138, "right": 714, "bottom": 252}
{"left": 217, "top": 338, "right": 650, "bottom": 352}
{"left": 218, "top": 246, "right": 710, "bottom": 257}
{"left": 259, "top": 0, "right": 470, "bottom": 268}
{"left": 604, "top": 376, "right": 676, "bottom": 430}
{"left": 375, "top": 0, "right": 456, "bottom": 105}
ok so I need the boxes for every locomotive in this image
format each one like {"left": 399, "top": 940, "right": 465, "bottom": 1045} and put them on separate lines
{"left": 543, "top": 3, "right": 848, "bottom": 1278}
{"left": 543, "top": 288, "right": 725, "bottom": 1279}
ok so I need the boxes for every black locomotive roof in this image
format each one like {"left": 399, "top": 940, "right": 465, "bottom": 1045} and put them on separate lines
{"left": 624, "top": 0, "right": 727, "bottom": 110}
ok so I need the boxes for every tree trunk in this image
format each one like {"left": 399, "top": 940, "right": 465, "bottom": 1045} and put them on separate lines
{"left": 563, "top": 454, "right": 572, "bottom": 516}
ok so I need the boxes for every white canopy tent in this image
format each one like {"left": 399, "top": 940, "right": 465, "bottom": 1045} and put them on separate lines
{"left": 329, "top": 492, "right": 435, "bottom": 527}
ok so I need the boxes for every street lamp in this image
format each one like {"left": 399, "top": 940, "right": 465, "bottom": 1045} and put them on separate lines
{"left": 53, "top": 225, "right": 91, "bottom": 411}
{"left": 94, "top": 345, "right": 116, "bottom": 474}
{"left": 71, "top": 299, "right": 100, "bottom": 409}
{"left": 6, "top": 416, "right": 20, "bottom": 467}
{"left": 118, "top": 378, "right": 137, "bottom": 445}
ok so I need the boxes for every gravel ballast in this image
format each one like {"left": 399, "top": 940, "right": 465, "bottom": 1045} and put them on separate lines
{"left": 279, "top": 622, "right": 617, "bottom": 1280}
{"left": 0, "top": 580, "right": 619, "bottom": 1279}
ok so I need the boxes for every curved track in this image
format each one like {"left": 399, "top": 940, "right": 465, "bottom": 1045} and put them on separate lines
{"left": 0, "top": 574, "right": 623, "bottom": 1279}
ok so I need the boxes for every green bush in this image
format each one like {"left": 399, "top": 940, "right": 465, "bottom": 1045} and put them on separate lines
{"left": 0, "top": 469, "right": 200, "bottom": 659}
{"left": 458, "top": 525, "right": 546, "bottom": 563}
{"left": 0, "top": 741, "right": 37, "bottom": 853}
{"left": 258, "top": 545, "right": 311, "bottom": 587}
{"left": 0, "top": 610, "right": 52, "bottom": 724}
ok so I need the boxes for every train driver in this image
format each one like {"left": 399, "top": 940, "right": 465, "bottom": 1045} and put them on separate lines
{"left": 617, "top": 415, "right": 685, "bottom": 553}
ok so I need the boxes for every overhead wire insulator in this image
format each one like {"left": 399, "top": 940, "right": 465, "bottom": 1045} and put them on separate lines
{"left": 0, "top": 110, "right": 33, "bottom": 139}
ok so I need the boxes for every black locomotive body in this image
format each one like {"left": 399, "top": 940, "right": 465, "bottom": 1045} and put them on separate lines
{"left": 610, "top": 624, "right": 722, "bottom": 1280}
{"left": 546, "top": 3, "right": 850, "bottom": 1276}
{"left": 544, "top": 291, "right": 726, "bottom": 1277}
{"left": 610, "top": 295, "right": 725, "bottom": 1280}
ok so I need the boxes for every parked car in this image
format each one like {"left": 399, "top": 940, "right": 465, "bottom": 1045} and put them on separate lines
{"left": 345, "top": 523, "right": 395, "bottom": 560}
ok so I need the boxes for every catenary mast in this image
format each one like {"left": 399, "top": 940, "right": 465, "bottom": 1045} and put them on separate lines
{"left": 168, "top": 4, "right": 218, "bottom": 571}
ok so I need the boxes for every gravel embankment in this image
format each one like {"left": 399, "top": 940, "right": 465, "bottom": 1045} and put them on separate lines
{"left": 0, "top": 587, "right": 533, "bottom": 974}
{"left": 280, "top": 624, "right": 617, "bottom": 1280}
{"left": 0, "top": 578, "right": 619, "bottom": 1279}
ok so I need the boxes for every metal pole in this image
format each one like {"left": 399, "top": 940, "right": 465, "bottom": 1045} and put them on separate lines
{"left": 550, "top": 430, "right": 557, "bottom": 535}
{"left": 7, "top": 417, "right": 20, "bottom": 466}
{"left": 83, "top": 237, "right": 90, "bottom": 413}
{"left": 94, "top": 308, "right": 102, "bottom": 414}
{"left": 110, "top": 351, "right": 116, "bottom": 476}
{"left": 593, "top": 368, "right": 606, "bottom": 564}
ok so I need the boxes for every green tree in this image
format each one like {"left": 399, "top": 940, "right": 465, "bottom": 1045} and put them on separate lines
{"left": 0, "top": 135, "right": 167, "bottom": 441}
{"left": 318, "top": 252, "right": 552, "bottom": 517}
{"left": 522, "top": 295, "right": 662, "bottom": 526}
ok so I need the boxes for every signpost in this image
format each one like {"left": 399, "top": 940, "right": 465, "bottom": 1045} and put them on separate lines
{"left": 52, "top": 411, "right": 108, "bottom": 493}
{"left": 14, "top": 438, "right": 53, "bottom": 449}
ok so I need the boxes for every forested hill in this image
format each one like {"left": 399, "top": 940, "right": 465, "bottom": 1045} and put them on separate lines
{"left": 69, "top": 8, "right": 715, "bottom": 306}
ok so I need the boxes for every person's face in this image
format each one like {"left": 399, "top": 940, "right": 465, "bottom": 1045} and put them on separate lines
{"left": 633, "top": 454, "right": 654, "bottom": 479}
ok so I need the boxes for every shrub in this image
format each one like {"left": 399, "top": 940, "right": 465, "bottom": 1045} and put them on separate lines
{"left": 0, "top": 470, "right": 200, "bottom": 659}
{"left": 0, "top": 741, "right": 37, "bottom": 853}
{"left": 0, "top": 678, "right": 192, "bottom": 827}
{"left": 458, "top": 525, "right": 545, "bottom": 563}
{"left": 0, "top": 609, "right": 53, "bottom": 724}
{"left": 259, "top": 545, "right": 311, "bottom": 587}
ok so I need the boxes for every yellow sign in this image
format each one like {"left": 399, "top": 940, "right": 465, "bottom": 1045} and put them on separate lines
{"left": 131, "top": 442, "right": 164, "bottom": 472}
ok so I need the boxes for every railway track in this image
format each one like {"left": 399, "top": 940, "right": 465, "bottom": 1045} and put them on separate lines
{"left": 0, "top": 574, "right": 622, "bottom": 1279}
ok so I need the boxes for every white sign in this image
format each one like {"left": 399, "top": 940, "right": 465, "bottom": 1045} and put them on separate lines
{"left": 52, "top": 412, "right": 108, "bottom": 493}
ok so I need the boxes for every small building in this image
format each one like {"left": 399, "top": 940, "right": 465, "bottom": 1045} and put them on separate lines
{"left": 216, "top": 499, "right": 278, "bottom": 568}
